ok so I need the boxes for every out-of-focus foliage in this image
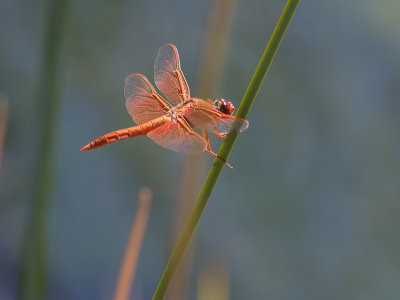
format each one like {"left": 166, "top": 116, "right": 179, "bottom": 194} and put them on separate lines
{"left": 0, "top": 0, "right": 399, "bottom": 299}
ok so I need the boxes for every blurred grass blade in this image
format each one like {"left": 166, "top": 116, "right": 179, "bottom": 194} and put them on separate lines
{"left": 196, "top": 0, "right": 238, "bottom": 98}
{"left": 197, "top": 259, "right": 229, "bottom": 300}
{"left": 167, "top": 0, "right": 238, "bottom": 299}
{"left": 113, "top": 188, "right": 152, "bottom": 300}
{"left": 20, "top": 0, "right": 70, "bottom": 299}
{"left": 0, "top": 95, "right": 8, "bottom": 171}
{"left": 152, "top": 1, "right": 300, "bottom": 299}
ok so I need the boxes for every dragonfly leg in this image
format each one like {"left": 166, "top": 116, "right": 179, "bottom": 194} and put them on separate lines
{"left": 203, "top": 130, "right": 233, "bottom": 169}
{"left": 212, "top": 127, "right": 226, "bottom": 139}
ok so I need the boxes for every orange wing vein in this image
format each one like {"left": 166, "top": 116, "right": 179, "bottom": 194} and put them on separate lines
{"left": 147, "top": 118, "right": 207, "bottom": 154}
{"left": 124, "top": 73, "right": 172, "bottom": 125}
{"left": 154, "top": 44, "right": 190, "bottom": 104}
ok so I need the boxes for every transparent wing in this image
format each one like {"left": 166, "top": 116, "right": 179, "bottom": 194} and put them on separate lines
{"left": 147, "top": 119, "right": 207, "bottom": 154}
{"left": 124, "top": 73, "right": 172, "bottom": 125}
{"left": 154, "top": 44, "right": 190, "bottom": 104}
{"left": 183, "top": 99, "right": 249, "bottom": 137}
{"left": 212, "top": 114, "right": 249, "bottom": 137}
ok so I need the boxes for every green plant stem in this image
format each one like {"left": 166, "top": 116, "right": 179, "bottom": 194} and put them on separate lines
{"left": 152, "top": 1, "right": 299, "bottom": 299}
{"left": 20, "top": 0, "right": 70, "bottom": 299}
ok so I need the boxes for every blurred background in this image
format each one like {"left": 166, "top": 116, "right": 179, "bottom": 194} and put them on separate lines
{"left": 1, "top": 0, "right": 400, "bottom": 299}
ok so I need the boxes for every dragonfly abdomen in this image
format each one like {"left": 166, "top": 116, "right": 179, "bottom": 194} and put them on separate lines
{"left": 81, "top": 115, "right": 170, "bottom": 151}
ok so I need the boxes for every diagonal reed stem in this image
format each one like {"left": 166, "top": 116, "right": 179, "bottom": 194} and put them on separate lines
{"left": 113, "top": 188, "right": 152, "bottom": 300}
{"left": 152, "top": 1, "right": 300, "bottom": 299}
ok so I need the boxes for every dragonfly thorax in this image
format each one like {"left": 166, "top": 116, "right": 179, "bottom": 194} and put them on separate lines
{"left": 167, "top": 100, "right": 194, "bottom": 122}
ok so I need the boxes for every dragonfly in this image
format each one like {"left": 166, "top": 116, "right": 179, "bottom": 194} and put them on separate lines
{"left": 81, "top": 43, "right": 249, "bottom": 168}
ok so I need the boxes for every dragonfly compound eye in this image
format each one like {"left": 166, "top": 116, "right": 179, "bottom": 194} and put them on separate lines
{"left": 215, "top": 98, "right": 235, "bottom": 115}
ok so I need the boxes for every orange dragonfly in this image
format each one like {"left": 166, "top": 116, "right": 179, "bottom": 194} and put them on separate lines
{"left": 81, "top": 44, "right": 248, "bottom": 168}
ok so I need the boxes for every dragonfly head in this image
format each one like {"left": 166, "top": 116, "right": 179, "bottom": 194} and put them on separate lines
{"left": 214, "top": 98, "right": 235, "bottom": 115}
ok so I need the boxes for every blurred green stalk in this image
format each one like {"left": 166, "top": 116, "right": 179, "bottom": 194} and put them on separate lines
{"left": 0, "top": 95, "right": 8, "bottom": 170}
{"left": 20, "top": 0, "right": 70, "bottom": 299}
{"left": 152, "top": 0, "right": 300, "bottom": 299}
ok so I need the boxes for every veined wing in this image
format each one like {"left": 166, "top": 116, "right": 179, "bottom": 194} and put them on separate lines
{"left": 211, "top": 114, "right": 249, "bottom": 137}
{"left": 124, "top": 73, "right": 172, "bottom": 125}
{"left": 183, "top": 99, "right": 249, "bottom": 137}
{"left": 147, "top": 118, "right": 207, "bottom": 154}
{"left": 154, "top": 44, "right": 190, "bottom": 105}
